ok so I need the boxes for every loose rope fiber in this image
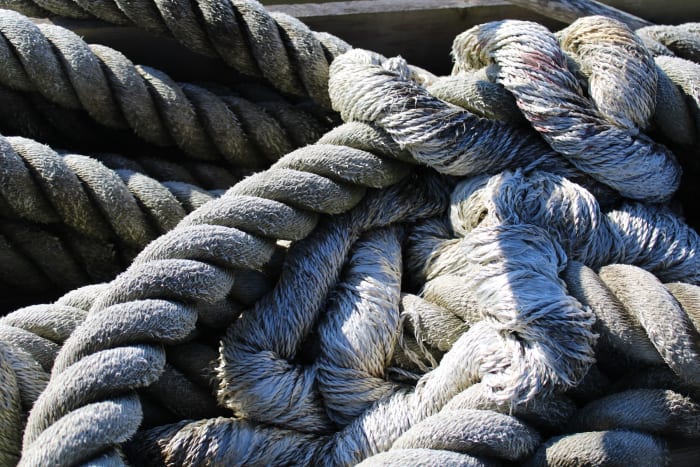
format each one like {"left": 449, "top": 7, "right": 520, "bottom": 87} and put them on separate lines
{"left": 451, "top": 19, "right": 681, "bottom": 202}
{"left": 15, "top": 118, "right": 449, "bottom": 463}
{"left": 2, "top": 3, "right": 700, "bottom": 466}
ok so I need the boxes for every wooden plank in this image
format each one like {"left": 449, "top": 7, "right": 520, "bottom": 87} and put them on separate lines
{"left": 506, "top": 0, "right": 651, "bottom": 29}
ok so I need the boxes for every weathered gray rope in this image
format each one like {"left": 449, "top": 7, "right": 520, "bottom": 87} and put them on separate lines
{"left": 16, "top": 118, "right": 447, "bottom": 463}
{"left": 425, "top": 70, "right": 525, "bottom": 125}
{"left": 637, "top": 24, "right": 700, "bottom": 63}
{"left": 653, "top": 55, "right": 700, "bottom": 146}
{"left": 0, "top": 0, "right": 352, "bottom": 107}
{"left": 526, "top": 430, "right": 668, "bottom": 466}
{"left": 0, "top": 284, "right": 101, "bottom": 465}
{"left": 448, "top": 170, "right": 700, "bottom": 283}
{"left": 350, "top": 407, "right": 540, "bottom": 466}
{"left": 217, "top": 178, "right": 446, "bottom": 434}
{"left": 328, "top": 49, "right": 583, "bottom": 180}
{"left": 527, "top": 388, "right": 699, "bottom": 465}
{"left": 93, "top": 152, "right": 242, "bottom": 191}
{"left": 315, "top": 227, "right": 404, "bottom": 427}
{"left": 564, "top": 263, "right": 700, "bottom": 388}
{"left": 567, "top": 388, "right": 700, "bottom": 437}
{"left": 557, "top": 16, "right": 657, "bottom": 130}
{"left": 0, "top": 9, "right": 328, "bottom": 168}
{"left": 0, "top": 134, "right": 223, "bottom": 291}
{"left": 451, "top": 19, "right": 681, "bottom": 202}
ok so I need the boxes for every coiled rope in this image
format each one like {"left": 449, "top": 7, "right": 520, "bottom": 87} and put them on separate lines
{"left": 0, "top": 134, "right": 221, "bottom": 293}
{"left": 450, "top": 19, "right": 681, "bottom": 202}
{"left": 0, "top": 9, "right": 330, "bottom": 169}
{"left": 0, "top": 0, "right": 352, "bottom": 107}
{"left": 1, "top": 2, "right": 700, "bottom": 466}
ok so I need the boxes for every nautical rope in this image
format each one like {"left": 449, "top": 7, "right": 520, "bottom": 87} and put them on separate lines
{"left": 0, "top": 283, "right": 101, "bottom": 465}
{"left": 0, "top": 134, "right": 223, "bottom": 292}
{"left": 1, "top": 4, "right": 700, "bottom": 466}
{"left": 0, "top": 0, "right": 352, "bottom": 107}
{"left": 0, "top": 9, "right": 330, "bottom": 168}
{"left": 328, "top": 49, "right": 578, "bottom": 179}
{"left": 16, "top": 116, "right": 447, "bottom": 463}
{"left": 637, "top": 23, "right": 700, "bottom": 62}
{"left": 447, "top": 170, "right": 700, "bottom": 283}
{"left": 451, "top": 19, "right": 681, "bottom": 202}
{"left": 564, "top": 263, "right": 700, "bottom": 388}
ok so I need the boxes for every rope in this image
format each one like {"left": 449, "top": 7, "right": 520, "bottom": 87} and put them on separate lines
{"left": 0, "top": 134, "right": 223, "bottom": 292}
{"left": 0, "top": 283, "right": 100, "bottom": 465}
{"left": 0, "top": 9, "right": 331, "bottom": 169}
{"left": 328, "top": 49, "right": 579, "bottom": 179}
{"left": 0, "top": 0, "right": 353, "bottom": 107}
{"left": 564, "top": 263, "right": 700, "bottom": 388}
{"left": 447, "top": 170, "right": 700, "bottom": 283}
{"left": 16, "top": 115, "right": 450, "bottom": 463}
{"left": 0, "top": 3, "right": 699, "bottom": 465}
{"left": 637, "top": 24, "right": 700, "bottom": 62}
{"left": 451, "top": 19, "right": 681, "bottom": 202}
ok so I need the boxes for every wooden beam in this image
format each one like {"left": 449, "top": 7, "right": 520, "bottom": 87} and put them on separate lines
{"left": 507, "top": 0, "right": 651, "bottom": 29}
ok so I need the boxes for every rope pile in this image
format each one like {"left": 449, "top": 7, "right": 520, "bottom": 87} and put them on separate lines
{"left": 0, "top": 1, "right": 699, "bottom": 466}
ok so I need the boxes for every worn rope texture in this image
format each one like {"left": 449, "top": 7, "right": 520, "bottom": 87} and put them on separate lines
{"left": 653, "top": 55, "right": 700, "bottom": 147}
{"left": 0, "top": 134, "right": 222, "bottom": 292}
{"left": 636, "top": 23, "right": 700, "bottom": 63}
{"left": 0, "top": 82, "right": 330, "bottom": 170}
{"left": 528, "top": 387, "right": 700, "bottom": 465}
{"left": 563, "top": 262, "right": 700, "bottom": 388}
{"left": 447, "top": 170, "right": 700, "bottom": 284}
{"left": 215, "top": 177, "right": 446, "bottom": 434}
{"left": 16, "top": 117, "right": 449, "bottom": 464}
{"left": 0, "top": 10, "right": 330, "bottom": 170}
{"left": 328, "top": 49, "right": 589, "bottom": 180}
{"left": 0, "top": 0, "right": 353, "bottom": 107}
{"left": 451, "top": 19, "right": 681, "bottom": 202}
{"left": 126, "top": 228, "right": 548, "bottom": 466}
{"left": 0, "top": 283, "right": 103, "bottom": 465}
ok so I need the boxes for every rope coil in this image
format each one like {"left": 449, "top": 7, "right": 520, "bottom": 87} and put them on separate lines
{"left": 0, "top": 2, "right": 699, "bottom": 466}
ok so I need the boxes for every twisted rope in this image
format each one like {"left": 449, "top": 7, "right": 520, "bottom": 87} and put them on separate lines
{"left": 0, "top": 9, "right": 330, "bottom": 168}
{"left": 328, "top": 49, "right": 581, "bottom": 179}
{"left": 0, "top": 283, "right": 101, "bottom": 464}
{"left": 451, "top": 19, "right": 681, "bottom": 202}
{"left": 15, "top": 115, "right": 458, "bottom": 463}
{"left": 564, "top": 263, "right": 700, "bottom": 388}
{"left": 0, "top": 134, "right": 223, "bottom": 292}
{"left": 528, "top": 387, "right": 700, "bottom": 465}
{"left": 448, "top": 170, "right": 700, "bottom": 283}
{"left": 0, "top": 0, "right": 352, "bottom": 107}
{"left": 637, "top": 24, "right": 700, "bottom": 63}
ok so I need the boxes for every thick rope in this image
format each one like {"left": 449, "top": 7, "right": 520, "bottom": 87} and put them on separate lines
{"left": 447, "top": 170, "right": 700, "bottom": 283}
{"left": 0, "top": 9, "right": 331, "bottom": 168}
{"left": 0, "top": 283, "right": 101, "bottom": 464}
{"left": 93, "top": 152, "right": 241, "bottom": 191}
{"left": 0, "top": 0, "right": 352, "bottom": 107}
{"left": 557, "top": 16, "right": 657, "bottom": 130}
{"left": 637, "top": 24, "right": 700, "bottom": 63}
{"left": 216, "top": 177, "right": 446, "bottom": 434}
{"left": 328, "top": 49, "right": 582, "bottom": 179}
{"left": 16, "top": 116, "right": 451, "bottom": 463}
{"left": 526, "top": 430, "right": 668, "bottom": 466}
{"left": 451, "top": 19, "right": 681, "bottom": 202}
{"left": 1, "top": 6, "right": 699, "bottom": 466}
{"left": 315, "top": 227, "right": 404, "bottom": 427}
{"left": 564, "top": 263, "right": 700, "bottom": 388}
{"left": 0, "top": 134, "right": 223, "bottom": 291}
